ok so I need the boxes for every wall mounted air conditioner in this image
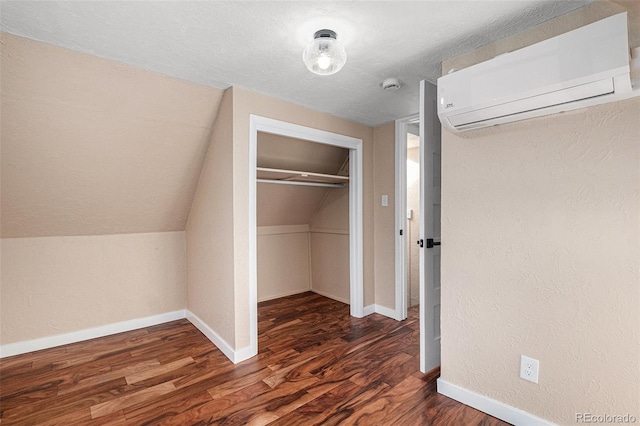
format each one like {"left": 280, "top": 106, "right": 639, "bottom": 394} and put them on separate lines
{"left": 437, "top": 13, "right": 640, "bottom": 132}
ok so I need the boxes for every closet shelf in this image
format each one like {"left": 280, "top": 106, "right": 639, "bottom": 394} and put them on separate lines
{"left": 257, "top": 167, "right": 348, "bottom": 188}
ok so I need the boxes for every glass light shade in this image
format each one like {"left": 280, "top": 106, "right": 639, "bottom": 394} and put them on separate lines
{"left": 302, "top": 30, "right": 347, "bottom": 76}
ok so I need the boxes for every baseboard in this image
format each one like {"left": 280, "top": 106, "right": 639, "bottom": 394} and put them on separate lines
{"left": 374, "top": 304, "right": 397, "bottom": 320}
{"left": 185, "top": 310, "right": 256, "bottom": 364}
{"left": 233, "top": 345, "right": 257, "bottom": 364}
{"left": 258, "top": 288, "right": 311, "bottom": 303}
{"left": 437, "top": 379, "right": 556, "bottom": 426}
{"left": 362, "top": 304, "right": 401, "bottom": 320}
{"left": 0, "top": 310, "right": 186, "bottom": 358}
{"left": 310, "top": 289, "right": 350, "bottom": 305}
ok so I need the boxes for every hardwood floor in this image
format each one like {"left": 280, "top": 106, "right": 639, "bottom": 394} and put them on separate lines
{"left": 0, "top": 292, "right": 510, "bottom": 425}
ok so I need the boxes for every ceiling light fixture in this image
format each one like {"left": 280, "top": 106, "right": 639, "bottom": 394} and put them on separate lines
{"left": 303, "top": 29, "right": 347, "bottom": 76}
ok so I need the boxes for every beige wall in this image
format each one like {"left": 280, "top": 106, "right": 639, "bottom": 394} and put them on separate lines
{"left": 310, "top": 232, "right": 350, "bottom": 303}
{"left": 309, "top": 186, "right": 350, "bottom": 230}
{"left": 186, "top": 89, "right": 236, "bottom": 347}
{"left": 440, "top": 2, "right": 640, "bottom": 423}
{"left": 373, "top": 123, "right": 396, "bottom": 310}
{"left": 308, "top": 185, "right": 350, "bottom": 302}
{"left": 257, "top": 184, "right": 328, "bottom": 227}
{"left": 257, "top": 226, "right": 311, "bottom": 302}
{"left": 0, "top": 232, "right": 186, "bottom": 345}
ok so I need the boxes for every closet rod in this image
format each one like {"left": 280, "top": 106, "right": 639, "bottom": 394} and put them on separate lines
{"left": 257, "top": 179, "right": 345, "bottom": 189}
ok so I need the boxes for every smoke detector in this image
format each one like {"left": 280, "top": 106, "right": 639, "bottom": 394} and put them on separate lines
{"left": 382, "top": 77, "right": 401, "bottom": 91}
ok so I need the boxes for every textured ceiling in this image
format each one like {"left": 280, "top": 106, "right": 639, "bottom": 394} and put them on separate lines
{"left": 0, "top": 0, "right": 592, "bottom": 127}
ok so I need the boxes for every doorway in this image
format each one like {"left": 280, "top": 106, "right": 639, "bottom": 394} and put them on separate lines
{"left": 395, "top": 81, "right": 441, "bottom": 373}
{"left": 406, "top": 124, "right": 421, "bottom": 309}
{"left": 394, "top": 113, "right": 419, "bottom": 321}
{"left": 249, "top": 115, "right": 364, "bottom": 357}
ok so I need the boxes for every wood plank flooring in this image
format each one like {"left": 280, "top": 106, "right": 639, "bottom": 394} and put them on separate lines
{"left": 0, "top": 292, "right": 510, "bottom": 425}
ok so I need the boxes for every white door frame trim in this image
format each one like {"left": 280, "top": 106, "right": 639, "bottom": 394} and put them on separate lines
{"left": 394, "top": 113, "right": 420, "bottom": 321}
{"left": 249, "top": 115, "right": 364, "bottom": 356}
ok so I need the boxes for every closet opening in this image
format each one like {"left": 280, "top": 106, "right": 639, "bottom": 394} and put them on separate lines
{"left": 248, "top": 115, "right": 363, "bottom": 357}
{"left": 256, "top": 133, "right": 350, "bottom": 304}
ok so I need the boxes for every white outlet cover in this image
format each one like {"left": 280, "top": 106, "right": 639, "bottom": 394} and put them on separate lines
{"left": 520, "top": 355, "right": 539, "bottom": 384}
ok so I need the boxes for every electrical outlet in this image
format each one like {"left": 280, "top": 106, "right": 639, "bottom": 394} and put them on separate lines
{"left": 520, "top": 355, "right": 539, "bottom": 384}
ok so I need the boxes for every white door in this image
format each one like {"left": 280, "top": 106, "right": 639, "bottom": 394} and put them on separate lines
{"left": 419, "top": 80, "right": 442, "bottom": 373}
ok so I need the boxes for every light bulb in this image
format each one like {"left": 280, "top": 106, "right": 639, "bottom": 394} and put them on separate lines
{"left": 317, "top": 54, "right": 331, "bottom": 70}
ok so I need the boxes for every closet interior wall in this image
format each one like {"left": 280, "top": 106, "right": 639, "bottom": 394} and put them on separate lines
{"left": 256, "top": 132, "right": 350, "bottom": 303}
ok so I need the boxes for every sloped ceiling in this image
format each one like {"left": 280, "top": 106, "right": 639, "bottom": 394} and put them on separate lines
{"left": 258, "top": 133, "right": 348, "bottom": 175}
{"left": 257, "top": 133, "right": 348, "bottom": 227}
{"left": 0, "top": 33, "right": 224, "bottom": 238}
